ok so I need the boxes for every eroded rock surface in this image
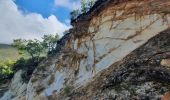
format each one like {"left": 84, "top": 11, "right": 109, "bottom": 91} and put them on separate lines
{"left": 67, "top": 29, "right": 170, "bottom": 100}
{"left": 26, "top": 0, "right": 170, "bottom": 100}
{"left": 0, "top": 70, "right": 27, "bottom": 100}
{"left": 1, "top": 0, "right": 170, "bottom": 100}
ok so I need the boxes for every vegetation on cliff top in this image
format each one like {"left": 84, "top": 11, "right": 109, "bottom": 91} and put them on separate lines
{"left": 70, "top": 0, "right": 97, "bottom": 20}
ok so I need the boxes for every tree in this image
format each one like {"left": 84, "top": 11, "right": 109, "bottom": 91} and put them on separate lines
{"left": 11, "top": 39, "right": 26, "bottom": 55}
{"left": 70, "top": 9, "right": 80, "bottom": 20}
{"left": 26, "top": 39, "right": 44, "bottom": 61}
{"left": 88, "top": 0, "right": 96, "bottom": 8}
{"left": 71, "top": 0, "right": 97, "bottom": 20}
{"left": 81, "top": 0, "right": 88, "bottom": 13}
{"left": 42, "top": 34, "right": 59, "bottom": 53}
{"left": 12, "top": 39, "right": 44, "bottom": 61}
{"left": 81, "top": 0, "right": 96, "bottom": 13}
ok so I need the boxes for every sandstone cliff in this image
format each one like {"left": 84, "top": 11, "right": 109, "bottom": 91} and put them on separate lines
{"left": 1, "top": 0, "right": 170, "bottom": 100}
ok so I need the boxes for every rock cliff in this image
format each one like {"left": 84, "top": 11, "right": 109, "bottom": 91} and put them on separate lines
{"left": 1, "top": 0, "right": 170, "bottom": 100}
{"left": 1, "top": 70, "right": 27, "bottom": 100}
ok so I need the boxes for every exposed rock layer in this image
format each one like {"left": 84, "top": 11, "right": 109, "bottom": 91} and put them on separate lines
{"left": 0, "top": 70, "right": 27, "bottom": 100}
{"left": 1, "top": 0, "right": 170, "bottom": 100}
{"left": 27, "top": 0, "right": 170, "bottom": 99}
{"left": 67, "top": 29, "right": 170, "bottom": 100}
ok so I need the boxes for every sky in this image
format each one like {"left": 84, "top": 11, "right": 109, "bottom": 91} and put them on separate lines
{"left": 0, "top": 0, "right": 81, "bottom": 44}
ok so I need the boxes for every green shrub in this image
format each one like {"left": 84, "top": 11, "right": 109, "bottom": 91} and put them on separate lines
{"left": 71, "top": 0, "right": 97, "bottom": 20}
{"left": 12, "top": 57, "right": 45, "bottom": 83}
{"left": 0, "top": 59, "right": 15, "bottom": 80}
{"left": 63, "top": 85, "right": 72, "bottom": 96}
{"left": 70, "top": 9, "right": 81, "bottom": 20}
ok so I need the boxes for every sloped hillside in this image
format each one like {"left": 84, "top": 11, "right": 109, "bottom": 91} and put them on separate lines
{"left": 25, "top": 0, "right": 170, "bottom": 99}
{"left": 0, "top": 44, "right": 19, "bottom": 63}
{"left": 1, "top": 0, "right": 170, "bottom": 100}
{"left": 67, "top": 28, "right": 170, "bottom": 100}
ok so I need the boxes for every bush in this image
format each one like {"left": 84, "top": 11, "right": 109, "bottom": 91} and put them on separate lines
{"left": 70, "top": 9, "right": 81, "bottom": 20}
{"left": 0, "top": 60, "right": 15, "bottom": 80}
{"left": 63, "top": 85, "right": 72, "bottom": 96}
{"left": 0, "top": 54, "right": 46, "bottom": 84}
{"left": 12, "top": 57, "right": 26, "bottom": 71}
{"left": 71, "top": 0, "right": 97, "bottom": 20}
{"left": 12, "top": 57, "right": 46, "bottom": 83}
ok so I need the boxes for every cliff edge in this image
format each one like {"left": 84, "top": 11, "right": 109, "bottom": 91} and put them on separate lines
{"left": 1, "top": 0, "right": 170, "bottom": 100}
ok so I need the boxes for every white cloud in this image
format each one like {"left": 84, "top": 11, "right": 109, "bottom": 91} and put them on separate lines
{"left": 0, "top": 0, "right": 70, "bottom": 44}
{"left": 55, "top": 0, "right": 81, "bottom": 10}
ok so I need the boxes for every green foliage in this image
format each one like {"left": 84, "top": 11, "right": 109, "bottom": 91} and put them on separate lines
{"left": 81, "top": 0, "right": 96, "bottom": 13}
{"left": 26, "top": 39, "right": 44, "bottom": 61}
{"left": 0, "top": 60, "right": 15, "bottom": 80}
{"left": 12, "top": 57, "right": 39, "bottom": 72}
{"left": 0, "top": 33, "right": 59, "bottom": 83}
{"left": 0, "top": 60, "right": 14, "bottom": 75}
{"left": 11, "top": 39, "right": 27, "bottom": 55}
{"left": 13, "top": 57, "right": 45, "bottom": 83}
{"left": 63, "top": 85, "right": 71, "bottom": 96}
{"left": 12, "top": 57, "right": 26, "bottom": 71}
{"left": 71, "top": 0, "right": 97, "bottom": 20}
{"left": 42, "top": 34, "right": 59, "bottom": 53}
{"left": 12, "top": 39, "right": 45, "bottom": 61}
{"left": 70, "top": 9, "right": 81, "bottom": 20}
{"left": 88, "top": 0, "right": 96, "bottom": 8}
{"left": 81, "top": 0, "right": 88, "bottom": 13}
{"left": 0, "top": 57, "right": 46, "bottom": 84}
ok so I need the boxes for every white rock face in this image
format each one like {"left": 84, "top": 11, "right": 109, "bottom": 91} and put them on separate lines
{"left": 75, "top": 14, "right": 170, "bottom": 85}
{"left": 0, "top": 70, "right": 27, "bottom": 100}
{"left": 1, "top": 1, "right": 169, "bottom": 100}
{"left": 26, "top": 12, "right": 170, "bottom": 99}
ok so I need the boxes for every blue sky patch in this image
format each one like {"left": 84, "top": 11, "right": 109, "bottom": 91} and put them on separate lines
{"left": 14, "top": 0, "right": 73, "bottom": 24}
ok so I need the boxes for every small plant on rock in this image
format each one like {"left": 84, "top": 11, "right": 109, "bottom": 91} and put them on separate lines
{"left": 63, "top": 85, "right": 72, "bottom": 96}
